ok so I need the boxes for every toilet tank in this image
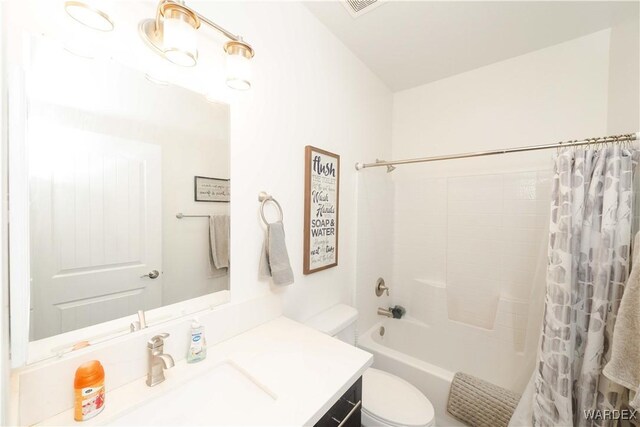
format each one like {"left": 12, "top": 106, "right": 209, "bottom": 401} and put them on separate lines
{"left": 305, "top": 304, "right": 358, "bottom": 345}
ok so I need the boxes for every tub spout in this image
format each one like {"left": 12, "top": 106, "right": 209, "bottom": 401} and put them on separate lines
{"left": 377, "top": 307, "right": 393, "bottom": 318}
{"left": 378, "top": 305, "right": 406, "bottom": 319}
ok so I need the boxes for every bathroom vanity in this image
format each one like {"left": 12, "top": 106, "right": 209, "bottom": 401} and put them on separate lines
{"left": 35, "top": 317, "right": 372, "bottom": 426}
{"left": 314, "top": 377, "right": 363, "bottom": 427}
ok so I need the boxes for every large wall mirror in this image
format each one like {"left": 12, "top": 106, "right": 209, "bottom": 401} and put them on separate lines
{"left": 9, "top": 35, "right": 231, "bottom": 365}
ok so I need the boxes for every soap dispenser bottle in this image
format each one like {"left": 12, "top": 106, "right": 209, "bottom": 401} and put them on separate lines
{"left": 187, "top": 319, "right": 207, "bottom": 363}
{"left": 74, "top": 360, "right": 106, "bottom": 421}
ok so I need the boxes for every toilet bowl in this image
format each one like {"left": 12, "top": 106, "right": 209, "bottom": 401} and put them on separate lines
{"left": 362, "top": 368, "right": 435, "bottom": 427}
{"left": 361, "top": 368, "right": 434, "bottom": 427}
{"left": 306, "top": 304, "right": 435, "bottom": 427}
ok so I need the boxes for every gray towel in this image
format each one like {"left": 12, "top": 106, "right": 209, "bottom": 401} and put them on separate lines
{"left": 209, "top": 215, "right": 230, "bottom": 274}
{"left": 259, "top": 221, "right": 294, "bottom": 286}
{"left": 447, "top": 372, "right": 521, "bottom": 427}
{"left": 603, "top": 231, "right": 640, "bottom": 409}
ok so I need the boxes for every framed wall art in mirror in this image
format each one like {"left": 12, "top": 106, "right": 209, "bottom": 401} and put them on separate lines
{"left": 194, "top": 176, "right": 230, "bottom": 202}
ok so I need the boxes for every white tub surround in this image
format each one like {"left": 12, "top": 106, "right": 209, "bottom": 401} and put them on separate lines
{"left": 35, "top": 317, "right": 372, "bottom": 426}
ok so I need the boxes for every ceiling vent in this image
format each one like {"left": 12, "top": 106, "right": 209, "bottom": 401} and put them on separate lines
{"left": 341, "top": 0, "right": 385, "bottom": 18}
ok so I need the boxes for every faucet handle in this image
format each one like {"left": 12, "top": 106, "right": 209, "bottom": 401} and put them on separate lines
{"left": 390, "top": 305, "right": 406, "bottom": 319}
{"left": 148, "top": 333, "right": 169, "bottom": 349}
{"left": 130, "top": 321, "right": 140, "bottom": 332}
{"left": 375, "top": 278, "right": 390, "bottom": 297}
{"left": 130, "top": 310, "right": 148, "bottom": 332}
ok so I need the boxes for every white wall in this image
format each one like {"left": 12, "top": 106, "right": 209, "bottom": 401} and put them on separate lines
{"left": 607, "top": 16, "right": 640, "bottom": 134}
{"left": 392, "top": 29, "right": 611, "bottom": 171}
{"left": 381, "top": 30, "right": 614, "bottom": 391}
{"left": 355, "top": 170, "right": 394, "bottom": 334}
{"left": 0, "top": 3, "right": 9, "bottom": 424}
{"left": 198, "top": 2, "right": 393, "bottom": 320}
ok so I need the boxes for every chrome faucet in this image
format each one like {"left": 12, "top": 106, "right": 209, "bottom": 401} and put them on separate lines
{"left": 377, "top": 307, "right": 394, "bottom": 318}
{"left": 146, "top": 333, "right": 175, "bottom": 387}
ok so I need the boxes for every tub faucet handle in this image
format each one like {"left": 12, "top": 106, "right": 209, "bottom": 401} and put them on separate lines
{"left": 390, "top": 305, "right": 406, "bottom": 319}
{"left": 376, "top": 278, "right": 390, "bottom": 297}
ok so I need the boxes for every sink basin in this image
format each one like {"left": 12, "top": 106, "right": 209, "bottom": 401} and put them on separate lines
{"left": 107, "top": 361, "right": 278, "bottom": 426}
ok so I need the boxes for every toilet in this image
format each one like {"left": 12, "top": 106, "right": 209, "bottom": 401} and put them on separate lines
{"left": 306, "top": 304, "right": 435, "bottom": 427}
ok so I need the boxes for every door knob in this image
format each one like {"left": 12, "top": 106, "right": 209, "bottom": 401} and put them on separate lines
{"left": 141, "top": 270, "right": 160, "bottom": 279}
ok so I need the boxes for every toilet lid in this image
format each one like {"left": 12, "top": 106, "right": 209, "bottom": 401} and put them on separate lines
{"left": 362, "top": 368, "right": 434, "bottom": 427}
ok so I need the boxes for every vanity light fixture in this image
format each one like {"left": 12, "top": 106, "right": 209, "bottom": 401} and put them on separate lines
{"left": 224, "top": 40, "right": 253, "bottom": 91}
{"left": 139, "top": 0, "right": 255, "bottom": 90}
{"left": 64, "top": 1, "right": 114, "bottom": 32}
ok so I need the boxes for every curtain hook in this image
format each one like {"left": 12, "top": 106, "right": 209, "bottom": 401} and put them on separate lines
{"left": 617, "top": 136, "right": 624, "bottom": 153}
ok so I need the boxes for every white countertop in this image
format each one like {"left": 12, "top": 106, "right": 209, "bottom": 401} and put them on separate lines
{"left": 37, "top": 317, "right": 373, "bottom": 426}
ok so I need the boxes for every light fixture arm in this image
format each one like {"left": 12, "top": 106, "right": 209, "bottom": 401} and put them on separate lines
{"left": 157, "top": 0, "right": 248, "bottom": 45}
{"left": 197, "top": 11, "right": 241, "bottom": 42}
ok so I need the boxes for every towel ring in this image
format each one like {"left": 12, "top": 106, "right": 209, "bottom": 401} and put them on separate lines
{"left": 258, "top": 191, "right": 283, "bottom": 225}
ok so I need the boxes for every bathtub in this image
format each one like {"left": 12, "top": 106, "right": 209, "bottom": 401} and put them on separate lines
{"left": 358, "top": 317, "right": 533, "bottom": 426}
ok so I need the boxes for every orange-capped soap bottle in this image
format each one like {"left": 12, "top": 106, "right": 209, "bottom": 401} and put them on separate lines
{"left": 74, "top": 360, "right": 105, "bottom": 421}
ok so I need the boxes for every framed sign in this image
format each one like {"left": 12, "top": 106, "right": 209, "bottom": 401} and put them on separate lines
{"left": 194, "top": 176, "right": 230, "bottom": 202}
{"left": 304, "top": 146, "right": 340, "bottom": 274}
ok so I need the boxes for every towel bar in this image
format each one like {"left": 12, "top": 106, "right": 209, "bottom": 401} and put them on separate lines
{"left": 176, "top": 213, "right": 211, "bottom": 219}
{"left": 258, "top": 191, "right": 283, "bottom": 225}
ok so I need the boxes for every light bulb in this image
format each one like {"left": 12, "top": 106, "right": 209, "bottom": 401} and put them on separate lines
{"left": 162, "top": 8, "right": 198, "bottom": 67}
{"left": 224, "top": 41, "right": 253, "bottom": 91}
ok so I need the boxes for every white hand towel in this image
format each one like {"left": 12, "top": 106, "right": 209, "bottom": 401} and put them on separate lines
{"left": 209, "top": 215, "right": 230, "bottom": 275}
{"left": 603, "top": 231, "right": 640, "bottom": 409}
{"left": 259, "top": 221, "right": 294, "bottom": 286}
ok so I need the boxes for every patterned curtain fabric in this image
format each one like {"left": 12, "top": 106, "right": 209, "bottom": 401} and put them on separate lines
{"left": 533, "top": 146, "right": 637, "bottom": 427}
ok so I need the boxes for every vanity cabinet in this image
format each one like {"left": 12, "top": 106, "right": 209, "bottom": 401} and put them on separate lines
{"left": 314, "top": 377, "right": 362, "bottom": 427}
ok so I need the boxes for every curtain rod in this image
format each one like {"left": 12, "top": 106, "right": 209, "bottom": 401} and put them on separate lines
{"left": 355, "top": 132, "right": 640, "bottom": 172}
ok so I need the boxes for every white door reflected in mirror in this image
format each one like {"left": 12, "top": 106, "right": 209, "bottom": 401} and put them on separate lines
{"left": 29, "top": 123, "right": 163, "bottom": 340}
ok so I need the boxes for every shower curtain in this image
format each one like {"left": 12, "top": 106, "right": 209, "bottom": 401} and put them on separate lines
{"left": 511, "top": 145, "right": 638, "bottom": 427}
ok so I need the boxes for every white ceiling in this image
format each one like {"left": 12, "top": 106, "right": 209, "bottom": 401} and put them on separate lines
{"left": 305, "top": 1, "right": 639, "bottom": 91}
